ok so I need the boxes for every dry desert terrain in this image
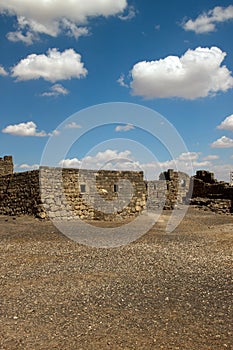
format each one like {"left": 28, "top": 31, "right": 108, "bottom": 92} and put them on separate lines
{"left": 0, "top": 208, "right": 232, "bottom": 349}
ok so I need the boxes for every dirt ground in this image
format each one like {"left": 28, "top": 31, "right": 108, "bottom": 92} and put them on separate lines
{"left": 0, "top": 207, "right": 232, "bottom": 350}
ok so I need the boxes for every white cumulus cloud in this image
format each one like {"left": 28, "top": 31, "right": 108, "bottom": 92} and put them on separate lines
{"left": 0, "top": 0, "right": 127, "bottom": 43}
{"left": 217, "top": 114, "right": 233, "bottom": 131}
{"left": 59, "top": 150, "right": 133, "bottom": 170}
{"left": 59, "top": 150, "right": 211, "bottom": 180}
{"left": 115, "top": 124, "right": 134, "bottom": 132}
{"left": 130, "top": 46, "right": 233, "bottom": 99}
{"left": 177, "top": 152, "right": 200, "bottom": 161}
{"left": 48, "top": 129, "right": 60, "bottom": 137}
{"left": 118, "top": 5, "right": 136, "bottom": 21}
{"left": 183, "top": 5, "right": 233, "bottom": 34}
{"left": 18, "top": 163, "right": 39, "bottom": 170}
{"left": 59, "top": 158, "right": 82, "bottom": 168}
{"left": 117, "top": 74, "right": 129, "bottom": 88}
{"left": 208, "top": 163, "right": 233, "bottom": 182}
{"left": 61, "top": 19, "right": 89, "bottom": 39}
{"left": 2, "top": 121, "right": 60, "bottom": 137}
{"left": 41, "top": 84, "right": 69, "bottom": 97}
{"left": 0, "top": 65, "right": 8, "bottom": 76}
{"left": 202, "top": 155, "right": 219, "bottom": 161}
{"left": 211, "top": 136, "right": 233, "bottom": 148}
{"left": 2, "top": 121, "right": 47, "bottom": 137}
{"left": 11, "top": 48, "right": 87, "bottom": 82}
{"left": 52, "top": 149, "right": 230, "bottom": 181}
{"left": 64, "top": 122, "right": 82, "bottom": 129}
{"left": 7, "top": 30, "right": 38, "bottom": 45}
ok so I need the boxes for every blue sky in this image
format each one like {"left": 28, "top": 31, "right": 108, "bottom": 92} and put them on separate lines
{"left": 0, "top": 0, "right": 233, "bottom": 181}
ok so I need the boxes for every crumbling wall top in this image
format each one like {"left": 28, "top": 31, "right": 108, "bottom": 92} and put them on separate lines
{"left": 195, "top": 170, "right": 217, "bottom": 184}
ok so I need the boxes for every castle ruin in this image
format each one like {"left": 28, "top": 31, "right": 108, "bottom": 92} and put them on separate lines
{"left": 0, "top": 155, "right": 232, "bottom": 219}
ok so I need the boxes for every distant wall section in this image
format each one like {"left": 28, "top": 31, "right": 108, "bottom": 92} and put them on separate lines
{"left": 190, "top": 170, "right": 233, "bottom": 213}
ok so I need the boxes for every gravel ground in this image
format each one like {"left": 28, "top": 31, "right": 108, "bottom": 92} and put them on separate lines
{"left": 0, "top": 208, "right": 232, "bottom": 349}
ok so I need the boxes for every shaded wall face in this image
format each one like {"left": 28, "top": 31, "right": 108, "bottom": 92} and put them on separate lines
{"left": 0, "top": 171, "right": 42, "bottom": 216}
{"left": 192, "top": 178, "right": 233, "bottom": 199}
{"left": 191, "top": 177, "right": 233, "bottom": 213}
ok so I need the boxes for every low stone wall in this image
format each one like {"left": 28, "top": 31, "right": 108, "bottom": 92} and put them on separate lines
{"left": 190, "top": 198, "right": 232, "bottom": 214}
{"left": 191, "top": 178, "right": 231, "bottom": 198}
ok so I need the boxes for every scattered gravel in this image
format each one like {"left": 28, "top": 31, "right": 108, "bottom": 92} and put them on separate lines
{"left": 0, "top": 208, "right": 232, "bottom": 349}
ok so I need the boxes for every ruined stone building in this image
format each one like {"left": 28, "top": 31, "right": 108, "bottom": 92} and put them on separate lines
{"left": 0, "top": 155, "right": 232, "bottom": 219}
{"left": 0, "top": 156, "right": 147, "bottom": 220}
{"left": 146, "top": 169, "right": 190, "bottom": 211}
{"left": 190, "top": 170, "right": 233, "bottom": 214}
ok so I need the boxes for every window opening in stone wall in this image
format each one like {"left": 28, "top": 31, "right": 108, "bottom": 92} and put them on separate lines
{"left": 114, "top": 184, "right": 118, "bottom": 193}
{"left": 80, "top": 184, "right": 86, "bottom": 193}
{"left": 180, "top": 179, "right": 186, "bottom": 187}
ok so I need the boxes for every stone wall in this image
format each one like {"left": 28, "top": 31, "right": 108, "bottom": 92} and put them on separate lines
{"left": 40, "top": 167, "right": 147, "bottom": 221}
{"left": 0, "top": 171, "right": 43, "bottom": 216}
{"left": 195, "top": 170, "right": 216, "bottom": 184}
{"left": 0, "top": 167, "right": 147, "bottom": 220}
{"left": 190, "top": 171, "right": 233, "bottom": 213}
{"left": 0, "top": 154, "right": 232, "bottom": 218}
{"left": 160, "top": 169, "right": 190, "bottom": 208}
{"left": 146, "top": 180, "right": 167, "bottom": 211}
{"left": 190, "top": 198, "right": 232, "bottom": 214}
{"left": 0, "top": 156, "right": 13, "bottom": 177}
{"left": 146, "top": 170, "right": 191, "bottom": 211}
